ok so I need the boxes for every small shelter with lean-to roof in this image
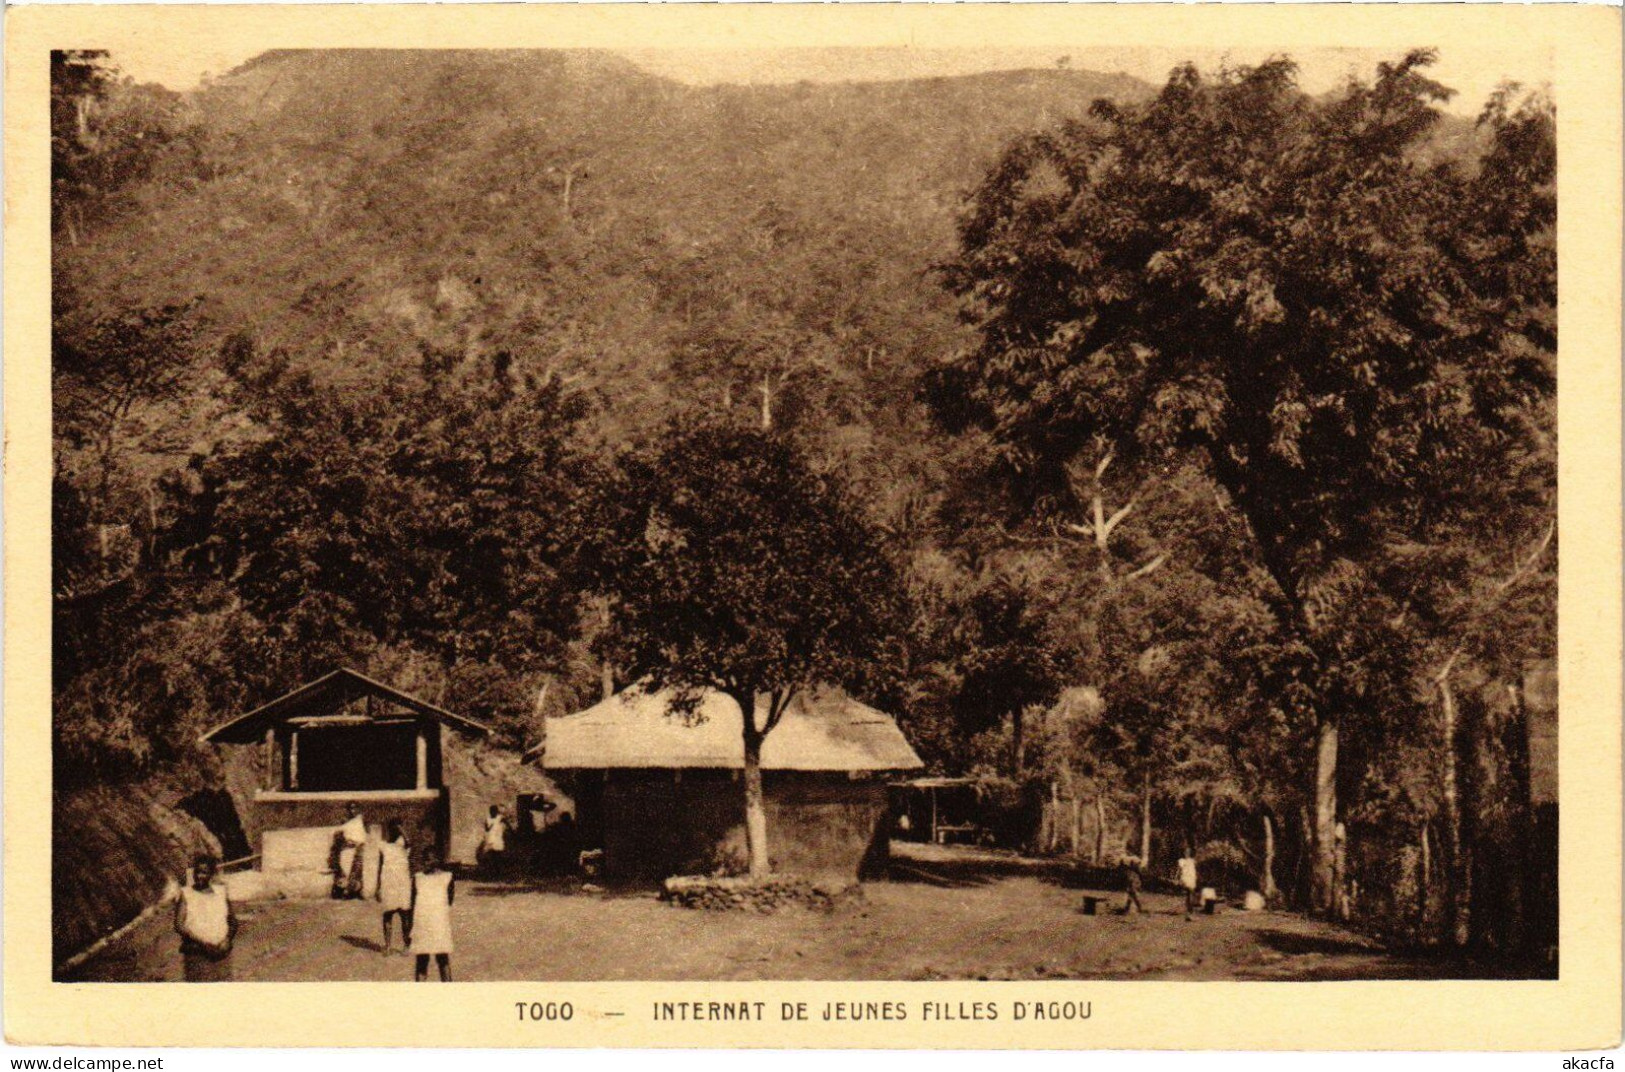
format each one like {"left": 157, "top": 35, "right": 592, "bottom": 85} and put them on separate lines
{"left": 889, "top": 776, "right": 985, "bottom": 846}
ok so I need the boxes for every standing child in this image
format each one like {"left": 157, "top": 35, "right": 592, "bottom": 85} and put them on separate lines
{"left": 411, "top": 854, "right": 455, "bottom": 982}
{"left": 376, "top": 821, "right": 413, "bottom": 954}
{"left": 175, "top": 853, "right": 237, "bottom": 981}
{"left": 1120, "top": 854, "right": 1145, "bottom": 915}
{"left": 1178, "top": 847, "right": 1200, "bottom": 920}
{"left": 479, "top": 804, "right": 508, "bottom": 874}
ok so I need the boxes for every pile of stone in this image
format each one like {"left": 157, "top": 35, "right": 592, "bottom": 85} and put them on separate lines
{"left": 661, "top": 874, "right": 861, "bottom": 913}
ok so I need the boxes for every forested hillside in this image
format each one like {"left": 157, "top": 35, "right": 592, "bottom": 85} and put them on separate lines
{"left": 60, "top": 51, "right": 1147, "bottom": 440}
{"left": 53, "top": 47, "right": 1158, "bottom": 762}
{"left": 52, "top": 48, "right": 1552, "bottom": 965}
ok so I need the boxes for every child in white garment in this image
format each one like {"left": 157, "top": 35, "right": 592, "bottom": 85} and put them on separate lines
{"left": 411, "top": 853, "right": 455, "bottom": 982}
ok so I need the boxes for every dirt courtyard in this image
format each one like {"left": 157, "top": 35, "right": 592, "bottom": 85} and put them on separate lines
{"left": 73, "top": 843, "right": 1475, "bottom": 982}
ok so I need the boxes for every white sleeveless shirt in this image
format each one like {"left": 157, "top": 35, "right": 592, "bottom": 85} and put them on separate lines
{"left": 411, "top": 871, "right": 454, "bottom": 954}
{"left": 179, "top": 884, "right": 230, "bottom": 946}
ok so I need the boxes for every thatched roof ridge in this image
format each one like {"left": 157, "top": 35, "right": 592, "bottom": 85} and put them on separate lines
{"left": 536, "top": 686, "right": 923, "bottom": 772}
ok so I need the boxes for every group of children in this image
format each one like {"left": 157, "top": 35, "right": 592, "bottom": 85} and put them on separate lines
{"left": 370, "top": 818, "right": 456, "bottom": 982}
{"left": 177, "top": 806, "right": 462, "bottom": 983}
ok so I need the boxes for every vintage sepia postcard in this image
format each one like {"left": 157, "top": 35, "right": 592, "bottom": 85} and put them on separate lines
{"left": 5, "top": 1, "right": 1621, "bottom": 1051}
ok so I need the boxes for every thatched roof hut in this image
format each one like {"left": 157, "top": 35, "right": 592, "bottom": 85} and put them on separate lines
{"left": 536, "top": 686, "right": 922, "bottom": 882}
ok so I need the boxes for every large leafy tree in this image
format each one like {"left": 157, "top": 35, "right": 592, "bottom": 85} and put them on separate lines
{"left": 593, "top": 422, "right": 908, "bottom": 877}
{"left": 167, "top": 349, "right": 603, "bottom": 746}
{"left": 927, "top": 52, "right": 1555, "bottom": 911}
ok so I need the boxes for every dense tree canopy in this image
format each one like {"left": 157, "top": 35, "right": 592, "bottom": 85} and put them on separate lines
{"left": 54, "top": 340, "right": 606, "bottom": 774}
{"left": 50, "top": 48, "right": 1557, "bottom": 950}
{"left": 927, "top": 51, "right": 1555, "bottom": 913}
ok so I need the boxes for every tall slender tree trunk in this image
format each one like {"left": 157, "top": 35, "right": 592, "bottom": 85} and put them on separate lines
{"left": 1312, "top": 716, "right": 1339, "bottom": 913}
{"left": 1093, "top": 795, "right": 1107, "bottom": 864}
{"left": 1439, "top": 671, "right": 1470, "bottom": 946}
{"left": 1419, "top": 819, "right": 1433, "bottom": 934}
{"left": 1333, "top": 821, "right": 1350, "bottom": 921}
{"left": 1297, "top": 805, "right": 1315, "bottom": 907}
{"left": 742, "top": 725, "right": 770, "bottom": 879}
{"left": 1139, "top": 771, "right": 1153, "bottom": 865}
{"left": 601, "top": 662, "right": 615, "bottom": 701}
{"left": 760, "top": 374, "right": 773, "bottom": 430}
{"left": 1504, "top": 681, "right": 1532, "bottom": 956}
{"left": 1261, "top": 813, "right": 1279, "bottom": 903}
{"left": 1046, "top": 782, "right": 1060, "bottom": 851}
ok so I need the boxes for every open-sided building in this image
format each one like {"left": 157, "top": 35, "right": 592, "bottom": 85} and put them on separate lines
{"left": 200, "top": 667, "right": 513, "bottom": 879}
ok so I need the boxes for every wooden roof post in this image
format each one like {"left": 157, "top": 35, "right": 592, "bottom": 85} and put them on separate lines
{"left": 263, "top": 726, "right": 276, "bottom": 791}
{"left": 416, "top": 724, "right": 429, "bottom": 790}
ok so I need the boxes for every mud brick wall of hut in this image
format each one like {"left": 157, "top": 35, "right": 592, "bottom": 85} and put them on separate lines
{"left": 596, "top": 770, "right": 890, "bottom": 882}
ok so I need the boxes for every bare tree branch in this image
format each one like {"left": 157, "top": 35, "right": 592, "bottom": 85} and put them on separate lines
{"left": 1432, "top": 518, "right": 1556, "bottom": 684}
{"left": 1125, "top": 553, "right": 1167, "bottom": 580}
{"left": 1101, "top": 498, "right": 1138, "bottom": 542}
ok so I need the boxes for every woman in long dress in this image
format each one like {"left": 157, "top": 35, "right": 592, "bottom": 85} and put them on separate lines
{"left": 375, "top": 821, "right": 413, "bottom": 954}
{"left": 411, "top": 854, "right": 455, "bottom": 982}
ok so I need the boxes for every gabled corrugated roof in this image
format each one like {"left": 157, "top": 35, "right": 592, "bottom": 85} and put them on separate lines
{"left": 200, "top": 667, "right": 490, "bottom": 744}
{"left": 535, "top": 686, "right": 923, "bottom": 772}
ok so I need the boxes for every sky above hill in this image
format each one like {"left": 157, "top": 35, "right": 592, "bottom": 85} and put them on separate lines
{"left": 622, "top": 46, "right": 1549, "bottom": 115}
{"left": 111, "top": 43, "right": 1548, "bottom": 117}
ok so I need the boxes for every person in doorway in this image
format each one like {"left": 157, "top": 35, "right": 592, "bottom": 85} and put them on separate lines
{"left": 175, "top": 853, "right": 237, "bottom": 981}
{"left": 549, "top": 811, "right": 578, "bottom": 873}
{"left": 479, "top": 804, "right": 508, "bottom": 874}
{"left": 1178, "top": 847, "right": 1200, "bottom": 920}
{"left": 376, "top": 820, "right": 413, "bottom": 954}
{"left": 411, "top": 854, "right": 455, "bottom": 982}
{"left": 1120, "top": 854, "right": 1145, "bottom": 915}
{"left": 333, "top": 801, "right": 367, "bottom": 899}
